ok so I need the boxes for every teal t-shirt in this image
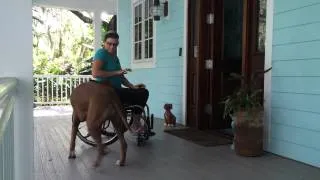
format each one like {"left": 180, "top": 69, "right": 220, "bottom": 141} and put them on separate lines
{"left": 93, "top": 48, "right": 122, "bottom": 88}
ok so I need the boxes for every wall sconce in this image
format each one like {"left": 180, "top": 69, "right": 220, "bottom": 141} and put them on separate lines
{"left": 151, "top": 0, "right": 168, "bottom": 21}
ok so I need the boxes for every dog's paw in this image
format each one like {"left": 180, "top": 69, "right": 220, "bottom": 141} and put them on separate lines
{"left": 115, "top": 160, "right": 125, "bottom": 166}
{"left": 68, "top": 151, "right": 76, "bottom": 159}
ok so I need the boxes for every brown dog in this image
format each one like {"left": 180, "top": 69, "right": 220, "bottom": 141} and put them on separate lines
{"left": 68, "top": 81, "right": 132, "bottom": 167}
{"left": 163, "top": 103, "right": 176, "bottom": 127}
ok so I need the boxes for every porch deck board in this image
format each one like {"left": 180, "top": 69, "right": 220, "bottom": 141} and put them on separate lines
{"left": 34, "top": 109, "right": 320, "bottom": 180}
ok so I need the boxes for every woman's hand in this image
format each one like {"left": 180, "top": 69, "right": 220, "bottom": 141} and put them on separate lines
{"left": 117, "top": 69, "right": 128, "bottom": 76}
{"left": 117, "top": 68, "right": 132, "bottom": 76}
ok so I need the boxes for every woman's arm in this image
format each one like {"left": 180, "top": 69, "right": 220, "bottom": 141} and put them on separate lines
{"left": 121, "top": 75, "right": 135, "bottom": 89}
{"left": 92, "top": 60, "right": 126, "bottom": 78}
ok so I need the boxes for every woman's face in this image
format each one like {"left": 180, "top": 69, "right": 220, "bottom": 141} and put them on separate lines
{"left": 104, "top": 37, "right": 119, "bottom": 55}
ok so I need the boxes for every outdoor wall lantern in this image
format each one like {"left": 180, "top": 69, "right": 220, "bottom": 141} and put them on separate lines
{"left": 151, "top": 0, "right": 168, "bottom": 21}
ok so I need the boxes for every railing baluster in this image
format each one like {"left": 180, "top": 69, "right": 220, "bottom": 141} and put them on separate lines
{"left": 41, "top": 77, "right": 44, "bottom": 104}
{"left": 65, "top": 76, "right": 68, "bottom": 103}
{"left": 36, "top": 77, "right": 39, "bottom": 105}
{"left": 69, "top": 77, "right": 72, "bottom": 97}
{"left": 60, "top": 77, "right": 63, "bottom": 103}
{"left": 46, "top": 77, "right": 49, "bottom": 104}
{"left": 51, "top": 77, "right": 53, "bottom": 105}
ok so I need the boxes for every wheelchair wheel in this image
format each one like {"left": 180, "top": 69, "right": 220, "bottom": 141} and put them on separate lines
{"left": 75, "top": 104, "right": 150, "bottom": 147}
{"left": 76, "top": 114, "right": 119, "bottom": 147}
{"left": 124, "top": 105, "right": 150, "bottom": 146}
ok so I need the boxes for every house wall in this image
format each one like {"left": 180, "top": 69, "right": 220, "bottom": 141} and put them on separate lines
{"left": 118, "top": 0, "right": 185, "bottom": 123}
{"left": 271, "top": 0, "right": 320, "bottom": 168}
{"left": 0, "top": 0, "right": 34, "bottom": 179}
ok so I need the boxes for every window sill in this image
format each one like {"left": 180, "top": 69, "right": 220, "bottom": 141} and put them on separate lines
{"left": 131, "top": 59, "right": 156, "bottom": 69}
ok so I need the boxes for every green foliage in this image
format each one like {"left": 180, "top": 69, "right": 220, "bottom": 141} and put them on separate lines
{"left": 221, "top": 67, "right": 272, "bottom": 119}
{"left": 32, "top": 6, "right": 110, "bottom": 75}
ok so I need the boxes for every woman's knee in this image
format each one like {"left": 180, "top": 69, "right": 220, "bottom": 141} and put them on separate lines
{"left": 142, "top": 88, "right": 149, "bottom": 98}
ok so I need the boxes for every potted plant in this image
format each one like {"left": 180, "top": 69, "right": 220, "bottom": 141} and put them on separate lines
{"left": 221, "top": 67, "right": 271, "bottom": 157}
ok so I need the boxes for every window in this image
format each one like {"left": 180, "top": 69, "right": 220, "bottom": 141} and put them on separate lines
{"left": 132, "top": 0, "right": 155, "bottom": 68}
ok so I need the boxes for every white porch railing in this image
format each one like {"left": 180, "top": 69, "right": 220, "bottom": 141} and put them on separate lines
{"left": 0, "top": 77, "right": 17, "bottom": 180}
{"left": 33, "top": 75, "right": 92, "bottom": 105}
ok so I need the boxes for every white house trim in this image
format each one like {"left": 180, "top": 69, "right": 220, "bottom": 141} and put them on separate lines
{"left": 32, "top": 0, "right": 117, "bottom": 14}
{"left": 182, "top": 0, "right": 188, "bottom": 125}
{"left": 263, "top": 0, "right": 274, "bottom": 151}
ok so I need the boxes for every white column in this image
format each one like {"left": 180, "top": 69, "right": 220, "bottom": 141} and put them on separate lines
{"left": 264, "top": 0, "right": 274, "bottom": 152}
{"left": 0, "top": 0, "right": 34, "bottom": 180}
{"left": 182, "top": 0, "right": 188, "bottom": 125}
{"left": 94, "top": 10, "right": 102, "bottom": 52}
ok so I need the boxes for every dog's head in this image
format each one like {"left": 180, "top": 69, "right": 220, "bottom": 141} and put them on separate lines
{"left": 164, "top": 103, "right": 172, "bottom": 110}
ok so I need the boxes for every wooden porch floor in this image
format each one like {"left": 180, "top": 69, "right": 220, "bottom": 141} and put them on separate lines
{"left": 34, "top": 106, "right": 320, "bottom": 180}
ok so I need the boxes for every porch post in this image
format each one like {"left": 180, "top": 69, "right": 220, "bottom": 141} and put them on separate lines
{"left": 94, "top": 10, "right": 102, "bottom": 52}
{"left": 0, "top": 0, "right": 34, "bottom": 180}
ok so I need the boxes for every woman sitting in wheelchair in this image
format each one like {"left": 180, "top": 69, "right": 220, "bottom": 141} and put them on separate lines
{"left": 91, "top": 31, "right": 154, "bottom": 135}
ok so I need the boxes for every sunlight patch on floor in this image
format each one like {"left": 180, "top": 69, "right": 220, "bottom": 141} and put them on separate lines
{"left": 33, "top": 105, "right": 73, "bottom": 117}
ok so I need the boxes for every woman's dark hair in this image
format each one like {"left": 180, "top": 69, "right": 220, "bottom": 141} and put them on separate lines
{"left": 104, "top": 31, "right": 119, "bottom": 41}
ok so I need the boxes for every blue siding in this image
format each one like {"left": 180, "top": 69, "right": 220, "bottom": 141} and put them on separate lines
{"left": 117, "top": 0, "right": 185, "bottom": 122}
{"left": 271, "top": 0, "right": 320, "bottom": 167}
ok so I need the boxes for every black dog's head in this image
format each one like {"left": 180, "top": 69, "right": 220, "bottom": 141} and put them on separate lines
{"left": 164, "top": 103, "right": 172, "bottom": 110}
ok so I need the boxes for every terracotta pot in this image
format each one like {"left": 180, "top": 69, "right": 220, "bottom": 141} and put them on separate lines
{"left": 234, "top": 110, "right": 264, "bottom": 157}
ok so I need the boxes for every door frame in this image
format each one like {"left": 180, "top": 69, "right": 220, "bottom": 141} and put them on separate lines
{"left": 263, "top": 0, "right": 273, "bottom": 151}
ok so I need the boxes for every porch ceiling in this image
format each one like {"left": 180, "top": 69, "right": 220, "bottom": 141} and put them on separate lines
{"left": 33, "top": 0, "right": 117, "bottom": 14}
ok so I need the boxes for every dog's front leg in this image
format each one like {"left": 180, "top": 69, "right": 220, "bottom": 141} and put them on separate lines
{"left": 69, "top": 112, "right": 80, "bottom": 159}
{"left": 116, "top": 131, "right": 127, "bottom": 166}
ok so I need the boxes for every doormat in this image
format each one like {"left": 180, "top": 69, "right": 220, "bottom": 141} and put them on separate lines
{"left": 164, "top": 128, "right": 233, "bottom": 147}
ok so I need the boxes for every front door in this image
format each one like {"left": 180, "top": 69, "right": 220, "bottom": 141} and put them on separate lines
{"left": 186, "top": 0, "right": 223, "bottom": 130}
{"left": 186, "top": 0, "right": 266, "bottom": 130}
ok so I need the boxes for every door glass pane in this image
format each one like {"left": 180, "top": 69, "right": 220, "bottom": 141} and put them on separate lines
{"left": 145, "top": 0, "right": 148, "bottom": 18}
{"left": 149, "top": 19, "right": 153, "bottom": 37}
{"left": 134, "top": 43, "right": 138, "bottom": 59}
{"left": 138, "top": 42, "right": 142, "bottom": 59}
{"left": 134, "top": 6, "right": 138, "bottom": 24}
{"left": 139, "top": 23, "right": 142, "bottom": 40}
{"left": 149, "top": 39, "right": 153, "bottom": 58}
{"left": 134, "top": 25, "right": 138, "bottom": 41}
{"left": 257, "top": 0, "right": 266, "bottom": 52}
{"left": 145, "top": 40, "right": 149, "bottom": 58}
{"left": 148, "top": 0, "right": 153, "bottom": 17}
{"left": 145, "top": 20, "right": 149, "bottom": 39}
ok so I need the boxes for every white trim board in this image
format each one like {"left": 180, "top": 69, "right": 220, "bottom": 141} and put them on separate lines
{"left": 182, "top": 0, "right": 188, "bottom": 125}
{"left": 32, "top": 0, "right": 117, "bottom": 14}
{"left": 263, "top": 0, "right": 273, "bottom": 151}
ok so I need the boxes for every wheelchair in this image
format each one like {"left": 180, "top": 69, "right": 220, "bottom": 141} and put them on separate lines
{"left": 76, "top": 104, "right": 154, "bottom": 146}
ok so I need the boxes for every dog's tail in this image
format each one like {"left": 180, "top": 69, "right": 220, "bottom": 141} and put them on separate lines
{"left": 111, "top": 100, "right": 133, "bottom": 133}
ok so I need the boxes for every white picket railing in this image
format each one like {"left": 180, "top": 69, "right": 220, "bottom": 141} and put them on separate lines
{"left": 33, "top": 75, "right": 92, "bottom": 105}
{"left": 0, "top": 77, "right": 17, "bottom": 180}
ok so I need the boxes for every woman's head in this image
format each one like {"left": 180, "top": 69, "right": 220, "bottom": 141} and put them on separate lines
{"left": 103, "top": 31, "right": 119, "bottom": 55}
